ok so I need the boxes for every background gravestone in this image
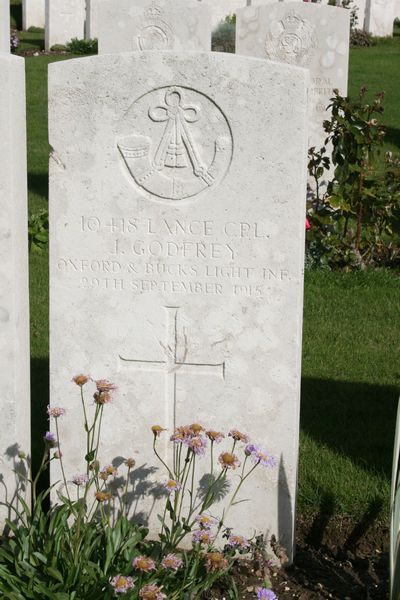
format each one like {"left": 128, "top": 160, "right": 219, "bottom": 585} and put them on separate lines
{"left": 49, "top": 51, "right": 308, "bottom": 556}
{"left": 236, "top": 3, "right": 350, "bottom": 154}
{"left": 1, "top": 0, "right": 10, "bottom": 52}
{"left": 98, "top": 0, "right": 211, "bottom": 54}
{"left": 23, "top": 0, "right": 45, "bottom": 31}
{"left": 86, "top": 0, "right": 98, "bottom": 40}
{"left": 0, "top": 53, "right": 30, "bottom": 527}
{"left": 365, "top": 0, "right": 395, "bottom": 36}
{"left": 45, "top": 0, "right": 85, "bottom": 50}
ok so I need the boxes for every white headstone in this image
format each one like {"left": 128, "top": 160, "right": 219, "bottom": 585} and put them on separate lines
{"left": 86, "top": 0, "right": 98, "bottom": 40}
{"left": 0, "top": 53, "right": 30, "bottom": 527}
{"left": 1, "top": 0, "right": 10, "bottom": 52}
{"left": 98, "top": 0, "right": 211, "bottom": 54}
{"left": 23, "top": 0, "right": 45, "bottom": 30}
{"left": 45, "top": 0, "right": 86, "bottom": 50}
{"left": 396, "top": 0, "right": 400, "bottom": 18}
{"left": 237, "top": 3, "right": 350, "bottom": 152}
{"left": 365, "top": 0, "right": 395, "bottom": 36}
{"left": 49, "top": 51, "right": 308, "bottom": 557}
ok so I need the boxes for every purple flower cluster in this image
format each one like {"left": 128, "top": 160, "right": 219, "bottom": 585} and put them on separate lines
{"left": 170, "top": 424, "right": 208, "bottom": 456}
{"left": 257, "top": 588, "right": 278, "bottom": 600}
{"left": 245, "top": 444, "right": 277, "bottom": 468}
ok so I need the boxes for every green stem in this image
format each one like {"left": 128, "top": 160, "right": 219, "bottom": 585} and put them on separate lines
{"left": 55, "top": 418, "right": 72, "bottom": 504}
{"left": 153, "top": 437, "right": 173, "bottom": 478}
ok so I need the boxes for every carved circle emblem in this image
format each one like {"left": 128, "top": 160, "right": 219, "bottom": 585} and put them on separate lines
{"left": 265, "top": 11, "right": 317, "bottom": 66}
{"left": 118, "top": 86, "right": 233, "bottom": 202}
{"left": 137, "top": 22, "right": 173, "bottom": 50}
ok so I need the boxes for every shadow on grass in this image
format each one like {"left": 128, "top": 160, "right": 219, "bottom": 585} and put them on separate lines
{"left": 301, "top": 377, "right": 399, "bottom": 479}
{"left": 28, "top": 172, "right": 48, "bottom": 201}
{"left": 31, "top": 357, "right": 49, "bottom": 497}
{"left": 10, "top": 3, "right": 22, "bottom": 30}
{"left": 385, "top": 126, "right": 400, "bottom": 149}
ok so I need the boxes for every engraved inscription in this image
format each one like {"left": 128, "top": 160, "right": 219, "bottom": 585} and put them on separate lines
{"left": 118, "top": 86, "right": 233, "bottom": 202}
{"left": 136, "top": 2, "right": 174, "bottom": 50}
{"left": 265, "top": 10, "right": 318, "bottom": 66}
{"left": 119, "top": 306, "right": 225, "bottom": 434}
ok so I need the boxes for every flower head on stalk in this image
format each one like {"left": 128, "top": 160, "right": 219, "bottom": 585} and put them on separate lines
{"left": 205, "top": 552, "right": 228, "bottom": 572}
{"left": 47, "top": 406, "right": 66, "bottom": 419}
{"left": 151, "top": 425, "right": 166, "bottom": 438}
{"left": 71, "top": 473, "right": 89, "bottom": 486}
{"left": 109, "top": 574, "right": 135, "bottom": 594}
{"left": 195, "top": 514, "right": 218, "bottom": 530}
{"left": 257, "top": 588, "right": 278, "bottom": 600}
{"left": 227, "top": 534, "right": 250, "bottom": 550}
{"left": 44, "top": 431, "right": 57, "bottom": 447}
{"left": 161, "top": 553, "right": 183, "bottom": 571}
{"left": 192, "top": 529, "right": 216, "bottom": 545}
{"left": 54, "top": 450, "right": 63, "bottom": 459}
{"left": 132, "top": 556, "right": 156, "bottom": 572}
{"left": 248, "top": 446, "right": 277, "bottom": 469}
{"left": 228, "top": 429, "right": 249, "bottom": 443}
{"left": 206, "top": 430, "right": 225, "bottom": 444}
{"left": 125, "top": 457, "right": 136, "bottom": 468}
{"left": 95, "top": 491, "right": 111, "bottom": 502}
{"left": 72, "top": 374, "right": 90, "bottom": 387}
{"left": 93, "top": 391, "right": 111, "bottom": 405}
{"left": 100, "top": 464, "right": 118, "bottom": 480}
{"left": 170, "top": 425, "right": 192, "bottom": 443}
{"left": 163, "top": 479, "right": 182, "bottom": 494}
{"left": 244, "top": 443, "right": 259, "bottom": 457}
{"left": 218, "top": 452, "right": 241, "bottom": 470}
{"left": 189, "top": 423, "right": 204, "bottom": 435}
{"left": 95, "top": 379, "right": 116, "bottom": 393}
{"left": 184, "top": 435, "right": 207, "bottom": 456}
{"left": 139, "top": 584, "right": 166, "bottom": 600}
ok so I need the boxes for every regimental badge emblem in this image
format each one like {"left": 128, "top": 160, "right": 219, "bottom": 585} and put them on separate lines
{"left": 265, "top": 10, "right": 318, "bottom": 66}
{"left": 118, "top": 86, "right": 233, "bottom": 202}
{"left": 135, "top": 2, "right": 174, "bottom": 51}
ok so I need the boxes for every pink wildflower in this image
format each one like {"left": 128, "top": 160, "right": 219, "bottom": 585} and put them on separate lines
{"left": 163, "top": 479, "right": 182, "bottom": 494}
{"left": 139, "top": 584, "right": 166, "bottom": 600}
{"left": 161, "top": 553, "right": 183, "bottom": 571}
{"left": 192, "top": 529, "right": 215, "bottom": 545}
{"left": 71, "top": 473, "right": 89, "bottom": 486}
{"left": 47, "top": 406, "right": 66, "bottom": 419}
{"left": 227, "top": 534, "right": 250, "bottom": 550}
{"left": 110, "top": 574, "right": 135, "bottom": 594}
{"left": 195, "top": 514, "right": 217, "bottom": 530}
{"left": 95, "top": 379, "right": 116, "bottom": 393}
{"left": 132, "top": 556, "right": 156, "bottom": 572}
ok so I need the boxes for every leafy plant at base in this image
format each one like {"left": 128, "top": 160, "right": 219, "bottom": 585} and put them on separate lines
{"left": 391, "top": 397, "right": 400, "bottom": 600}
{"left": 0, "top": 376, "right": 280, "bottom": 599}
{"left": 306, "top": 87, "right": 400, "bottom": 270}
{"left": 66, "top": 37, "right": 98, "bottom": 55}
{"left": 28, "top": 208, "right": 49, "bottom": 252}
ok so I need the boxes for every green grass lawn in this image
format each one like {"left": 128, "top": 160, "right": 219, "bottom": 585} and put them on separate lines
{"left": 23, "top": 39, "right": 400, "bottom": 525}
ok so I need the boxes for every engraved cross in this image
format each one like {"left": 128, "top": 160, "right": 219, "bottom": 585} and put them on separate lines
{"left": 119, "top": 306, "right": 225, "bottom": 438}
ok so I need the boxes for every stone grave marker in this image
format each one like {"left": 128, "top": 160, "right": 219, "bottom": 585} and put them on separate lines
{"left": 86, "top": 0, "right": 98, "bottom": 40}
{"left": 49, "top": 51, "right": 308, "bottom": 556}
{"left": 45, "top": 0, "right": 85, "bottom": 51}
{"left": 98, "top": 0, "right": 211, "bottom": 54}
{"left": 1, "top": 0, "right": 10, "bottom": 52}
{"left": 236, "top": 2, "right": 350, "bottom": 153}
{"left": 365, "top": 0, "right": 395, "bottom": 37}
{"left": 0, "top": 53, "right": 30, "bottom": 527}
{"left": 23, "top": 0, "right": 45, "bottom": 31}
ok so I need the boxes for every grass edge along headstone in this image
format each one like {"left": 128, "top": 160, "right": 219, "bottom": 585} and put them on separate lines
{"left": 48, "top": 51, "right": 308, "bottom": 560}
{"left": 0, "top": 52, "right": 31, "bottom": 529}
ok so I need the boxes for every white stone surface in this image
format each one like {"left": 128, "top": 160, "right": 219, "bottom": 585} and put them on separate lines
{"left": 23, "top": 0, "right": 45, "bottom": 30}
{"left": 0, "top": 53, "right": 30, "bottom": 527}
{"left": 237, "top": 3, "right": 350, "bottom": 152}
{"left": 98, "top": 0, "right": 211, "bottom": 54}
{"left": 86, "top": 0, "right": 98, "bottom": 39}
{"left": 365, "top": 0, "right": 395, "bottom": 36}
{"left": 45, "top": 0, "right": 86, "bottom": 50}
{"left": 396, "top": 0, "right": 400, "bottom": 18}
{"left": 49, "top": 51, "right": 308, "bottom": 556}
{"left": 1, "top": 0, "right": 10, "bottom": 52}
